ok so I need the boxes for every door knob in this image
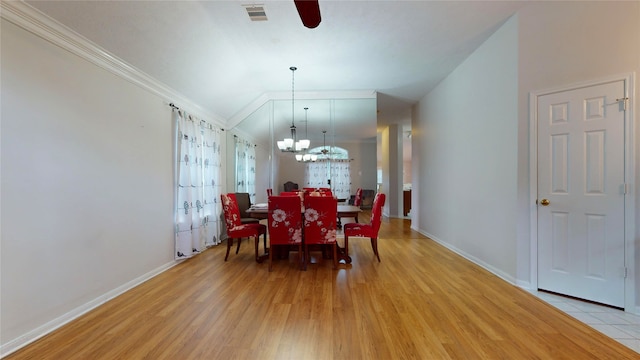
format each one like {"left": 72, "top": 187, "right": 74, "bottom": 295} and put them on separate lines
{"left": 540, "top": 199, "right": 550, "bottom": 206}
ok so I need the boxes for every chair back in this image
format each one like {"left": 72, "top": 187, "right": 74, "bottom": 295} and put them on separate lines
{"left": 221, "top": 193, "right": 242, "bottom": 230}
{"left": 268, "top": 196, "right": 303, "bottom": 245}
{"left": 303, "top": 196, "right": 337, "bottom": 245}
{"left": 267, "top": 188, "right": 273, "bottom": 196}
{"left": 370, "top": 193, "right": 386, "bottom": 234}
{"left": 234, "top": 192, "right": 252, "bottom": 218}
{"left": 283, "top": 181, "right": 299, "bottom": 192}
{"left": 353, "top": 188, "right": 363, "bottom": 206}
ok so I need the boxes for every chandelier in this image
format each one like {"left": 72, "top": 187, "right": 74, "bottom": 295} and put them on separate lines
{"left": 320, "top": 130, "right": 329, "bottom": 155}
{"left": 277, "top": 66, "right": 310, "bottom": 153}
{"left": 296, "top": 107, "right": 318, "bottom": 162}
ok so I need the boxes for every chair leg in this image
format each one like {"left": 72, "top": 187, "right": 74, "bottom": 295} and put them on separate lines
{"left": 263, "top": 234, "right": 268, "bottom": 255}
{"left": 236, "top": 237, "right": 242, "bottom": 254}
{"left": 371, "top": 237, "right": 380, "bottom": 262}
{"left": 344, "top": 235, "right": 349, "bottom": 259}
{"left": 225, "top": 237, "right": 233, "bottom": 261}
{"left": 254, "top": 235, "right": 260, "bottom": 262}
{"left": 303, "top": 244, "right": 309, "bottom": 271}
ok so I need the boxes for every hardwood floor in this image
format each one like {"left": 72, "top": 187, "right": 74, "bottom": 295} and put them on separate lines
{"left": 6, "top": 215, "right": 638, "bottom": 359}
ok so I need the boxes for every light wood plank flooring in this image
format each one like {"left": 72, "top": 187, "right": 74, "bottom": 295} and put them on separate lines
{"left": 6, "top": 214, "right": 639, "bottom": 359}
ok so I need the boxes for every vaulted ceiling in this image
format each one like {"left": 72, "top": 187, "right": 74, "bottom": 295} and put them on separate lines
{"left": 25, "top": 0, "right": 526, "bottom": 143}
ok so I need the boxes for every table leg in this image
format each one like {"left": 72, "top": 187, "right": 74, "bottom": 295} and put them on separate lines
{"left": 255, "top": 234, "right": 269, "bottom": 263}
{"left": 336, "top": 242, "right": 352, "bottom": 264}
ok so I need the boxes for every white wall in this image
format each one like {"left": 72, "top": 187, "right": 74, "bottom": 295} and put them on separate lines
{"left": 379, "top": 125, "right": 403, "bottom": 217}
{"left": 0, "top": 18, "right": 217, "bottom": 353}
{"left": 414, "top": 1, "right": 640, "bottom": 300}
{"left": 515, "top": 1, "right": 640, "bottom": 300}
{"left": 414, "top": 15, "right": 519, "bottom": 280}
{"left": 345, "top": 141, "right": 378, "bottom": 192}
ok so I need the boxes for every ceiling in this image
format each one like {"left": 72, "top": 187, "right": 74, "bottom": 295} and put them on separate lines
{"left": 25, "top": 0, "right": 526, "bottom": 144}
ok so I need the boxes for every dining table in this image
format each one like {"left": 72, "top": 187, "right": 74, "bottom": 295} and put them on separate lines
{"left": 246, "top": 203, "right": 361, "bottom": 264}
{"left": 247, "top": 204, "right": 361, "bottom": 220}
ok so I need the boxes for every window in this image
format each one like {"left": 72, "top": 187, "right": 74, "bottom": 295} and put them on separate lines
{"left": 304, "top": 146, "right": 351, "bottom": 200}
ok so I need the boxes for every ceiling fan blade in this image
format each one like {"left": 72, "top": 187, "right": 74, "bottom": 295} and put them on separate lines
{"left": 294, "top": 0, "right": 321, "bottom": 29}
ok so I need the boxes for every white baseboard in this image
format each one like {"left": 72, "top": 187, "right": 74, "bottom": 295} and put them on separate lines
{"left": 416, "top": 229, "right": 517, "bottom": 286}
{"left": 0, "top": 261, "right": 177, "bottom": 358}
{"left": 515, "top": 279, "right": 533, "bottom": 290}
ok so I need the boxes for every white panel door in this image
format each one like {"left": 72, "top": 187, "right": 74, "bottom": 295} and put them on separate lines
{"left": 537, "top": 80, "right": 626, "bottom": 308}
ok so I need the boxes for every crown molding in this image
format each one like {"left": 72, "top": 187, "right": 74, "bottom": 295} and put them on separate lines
{"left": 0, "top": 1, "right": 225, "bottom": 125}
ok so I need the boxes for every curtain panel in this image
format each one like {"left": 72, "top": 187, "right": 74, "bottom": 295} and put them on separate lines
{"left": 174, "top": 109, "right": 223, "bottom": 260}
{"left": 234, "top": 136, "right": 256, "bottom": 204}
{"left": 304, "top": 159, "right": 351, "bottom": 200}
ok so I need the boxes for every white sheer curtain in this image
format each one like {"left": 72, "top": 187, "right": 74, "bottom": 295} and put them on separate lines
{"left": 235, "top": 136, "right": 256, "bottom": 203}
{"left": 304, "top": 159, "right": 351, "bottom": 199}
{"left": 305, "top": 161, "right": 329, "bottom": 188}
{"left": 329, "top": 160, "right": 351, "bottom": 200}
{"left": 174, "top": 109, "right": 223, "bottom": 260}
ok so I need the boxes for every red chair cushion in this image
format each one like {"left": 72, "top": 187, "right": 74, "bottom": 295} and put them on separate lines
{"left": 343, "top": 223, "right": 374, "bottom": 238}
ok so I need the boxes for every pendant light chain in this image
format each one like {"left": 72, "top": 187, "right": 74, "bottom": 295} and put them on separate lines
{"left": 277, "top": 66, "right": 309, "bottom": 153}
{"left": 291, "top": 66, "right": 296, "bottom": 129}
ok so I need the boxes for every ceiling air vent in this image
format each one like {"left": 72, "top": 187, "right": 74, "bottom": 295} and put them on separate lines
{"left": 245, "top": 6, "right": 267, "bottom": 21}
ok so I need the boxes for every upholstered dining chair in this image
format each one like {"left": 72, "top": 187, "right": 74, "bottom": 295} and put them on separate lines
{"left": 303, "top": 196, "right": 338, "bottom": 270}
{"left": 235, "top": 192, "right": 259, "bottom": 225}
{"left": 266, "top": 188, "right": 273, "bottom": 196}
{"left": 220, "top": 193, "right": 267, "bottom": 262}
{"left": 279, "top": 191, "right": 299, "bottom": 196}
{"left": 267, "top": 195, "right": 304, "bottom": 271}
{"left": 353, "top": 188, "right": 363, "bottom": 206}
{"left": 283, "top": 181, "right": 298, "bottom": 192}
{"left": 343, "top": 193, "right": 386, "bottom": 262}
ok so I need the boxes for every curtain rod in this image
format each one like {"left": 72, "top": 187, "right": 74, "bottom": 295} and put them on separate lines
{"left": 169, "top": 102, "right": 224, "bottom": 130}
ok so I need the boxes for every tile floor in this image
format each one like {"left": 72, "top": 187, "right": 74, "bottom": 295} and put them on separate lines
{"left": 533, "top": 290, "right": 640, "bottom": 353}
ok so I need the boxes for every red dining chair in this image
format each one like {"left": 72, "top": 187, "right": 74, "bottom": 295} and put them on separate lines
{"left": 235, "top": 192, "right": 259, "bottom": 225}
{"left": 280, "top": 191, "right": 299, "bottom": 196}
{"left": 303, "top": 196, "right": 338, "bottom": 270}
{"left": 353, "top": 188, "right": 363, "bottom": 206}
{"left": 306, "top": 191, "right": 322, "bottom": 197}
{"left": 267, "top": 195, "right": 304, "bottom": 271}
{"left": 267, "top": 188, "right": 273, "bottom": 196}
{"left": 343, "top": 193, "right": 385, "bottom": 262}
{"left": 220, "top": 193, "right": 267, "bottom": 262}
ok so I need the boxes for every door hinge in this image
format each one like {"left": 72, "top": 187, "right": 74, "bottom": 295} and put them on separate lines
{"left": 622, "top": 183, "right": 630, "bottom": 195}
{"left": 616, "top": 97, "right": 629, "bottom": 111}
{"left": 624, "top": 267, "right": 628, "bottom": 278}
